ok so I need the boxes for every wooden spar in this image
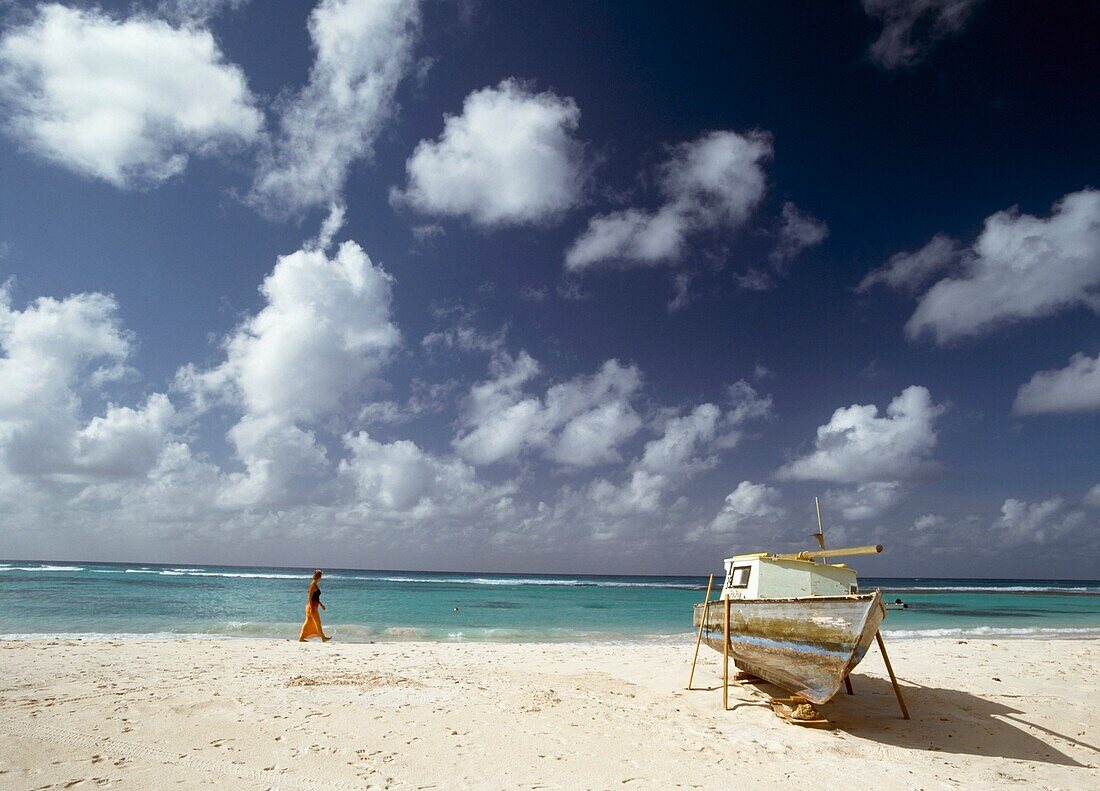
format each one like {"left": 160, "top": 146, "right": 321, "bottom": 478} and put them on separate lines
{"left": 722, "top": 597, "right": 731, "bottom": 711}
{"left": 773, "top": 544, "right": 884, "bottom": 562}
{"left": 875, "top": 631, "right": 910, "bottom": 719}
{"left": 813, "top": 496, "right": 827, "bottom": 564}
{"left": 686, "top": 573, "right": 715, "bottom": 689}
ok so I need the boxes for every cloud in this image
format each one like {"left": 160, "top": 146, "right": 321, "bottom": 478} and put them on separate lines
{"left": 994, "top": 497, "right": 1087, "bottom": 547}
{"left": 412, "top": 224, "right": 444, "bottom": 243}
{"left": 339, "top": 431, "right": 491, "bottom": 515}
{"left": 913, "top": 513, "right": 946, "bottom": 531}
{"left": 862, "top": 0, "right": 983, "bottom": 70}
{"left": 636, "top": 403, "right": 722, "bottom": 477}
{"left": 856, "top": 234, "right": 959, "bottom": 294}
{"left": 220, "top": 417, "right": 329, "bottom": 508}
{"left": 0, "top": 4, "right": 262, "bottom": 187}
{"left": 667, "top": 272, "right": 693, "bottom": 312}
{"left": 176, "top": 239, "right": 401, "bottom": 506}
{"left": 776, "top": 385, "right": 944, "bottom": 484}
{"left": 1085, "top": 484, "right": 1100, "bottom": 509}
{"left": 585, "top": 470, "right": 667, "bottom": 517}
{"left": 158, "top": 0, "right": 250, "bottom": 25}
{"left": 737, "top": 201, "right": 827, "bottom": 292}
{"left": 73, "top": 395, "right": 176, "bottom": 478}
{"left": 391, "top": 79, "right": 588, "bottom": 227}
{"left": 249, "top": 0, "right": 421, "bottom": 218}
{"left": 904, "top": 189, "right": 1100, "bottom": 344}
{"left": 908, "top": 497, "right": 1095, "bottom": 553}
{"left": 1013, "top": 351, "right": 1100, "bottom": 415}
{"left": 769, "top": 202, "right": 828, "bottom": 273}
{"left": 0, "top": 285, "right": 175, "bottom": 482}
{"left": 736, "top": 268, "right": 775, "bottom": 292}
{"left": 309, "top": 202, "right": 347, "bottom": 252}
{"left": 0, "top": 236, "right": 524, "bottom": 548}
{"left": 565, "top": 130, "right": 772, "bottom": 271}
{"left": 710, "top": 481, "right": 786, "bottom": 533}
{"left": 718, "top": 380, "right": 773, "bottom": 447}
{"left": 421, "top": 316, "right": 506, "bottom": 357}
{"left": 824, "top": 481, "right": 901, "bottom": 520}
{"left": 585, "top": 382, "right": 773, "bottom": 517}
{"left": 453, "top": 354, "right": 644, "bottom": 468}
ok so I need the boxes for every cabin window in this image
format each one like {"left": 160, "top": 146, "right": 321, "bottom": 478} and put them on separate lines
{"left": 729, "top": 566, "right": 752, "bottom": 588}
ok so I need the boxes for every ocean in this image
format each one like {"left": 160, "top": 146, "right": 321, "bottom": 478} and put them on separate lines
{"left": 2, "top": 560, "right": 1098, "bottom": 642}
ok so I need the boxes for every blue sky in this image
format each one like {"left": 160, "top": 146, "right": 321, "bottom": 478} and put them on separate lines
{"left": 0, "top": 0, "right": 1097, "bottom": 577}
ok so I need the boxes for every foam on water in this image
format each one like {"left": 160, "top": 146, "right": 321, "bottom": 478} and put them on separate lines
{"left": 79, "top": 567, "right": 703, "bottom": 588}
{"left": 883, "top": 585, "right": 1097, "bottom": 594}
{"left": 888, "top": 626, "right": 1100, "bottom": 639}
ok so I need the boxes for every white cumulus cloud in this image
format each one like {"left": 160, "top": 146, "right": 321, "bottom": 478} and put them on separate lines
{"left": 905, "top": 189, "right": 1100, "bottom": 344}
{"left": 339, "top": 431, "right": 491, "bottom": 516}
{"left": 824, "top": 481, "right": 902, "bottom": 521}
{"left": 710, "top": 481, "right": 786, "bottom": 533}
{"left": 177, "top": 240, "right": 401, "bottom": 507}
{"left": 0, "top": 286, "right": 175, "bottom": 482}
{"left": 637, "top": 404, "right": 723, "bottom": 477}
{"left": 1013, "top": 351, "right": 1100, "bottom": 415}
{"left": 249, "top": 0, "right": 421, "bottom": 218}
{"left": 392, "top": 79, "right": 588, "bottom": 227}
{"left": 776, "top": 385, "right": 944, "bottom": 484}
{"left": 994, "top": 497, "right": 1086, "bottom": 547}
{"left": 453, "top": 354, "right": 643, "bottom": 468}
{"left": 0, "top": 4, "right": 262, "bottom": 187}
{"left": 566, "top": 130, "right": 772, "bottom": 271}
{"left": 583, "top": 381, "right": 773, "bottom": 518}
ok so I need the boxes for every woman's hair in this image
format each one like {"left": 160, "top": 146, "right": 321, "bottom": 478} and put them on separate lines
{"left": 313, "top": 569, "right": 323, "bottom": 579}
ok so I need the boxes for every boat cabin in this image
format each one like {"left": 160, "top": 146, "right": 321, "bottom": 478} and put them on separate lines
{"left": 720, "top": 553, "right": 859, "bottom": 600}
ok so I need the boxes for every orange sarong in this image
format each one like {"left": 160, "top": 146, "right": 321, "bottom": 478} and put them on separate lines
{"left": 299, "top": 602, "right": 328, "bottom": 641}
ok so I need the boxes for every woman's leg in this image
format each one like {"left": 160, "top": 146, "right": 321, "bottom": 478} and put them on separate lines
{"left": 299, "top": 605, "right": 323, "bottom": 641}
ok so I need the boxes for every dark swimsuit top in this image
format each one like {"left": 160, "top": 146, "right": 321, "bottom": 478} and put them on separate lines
{"left": 311, "top": 586, "right": 321, "bottom": 604}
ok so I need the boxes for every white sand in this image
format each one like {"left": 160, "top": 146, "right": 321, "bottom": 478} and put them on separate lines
{"left": 1, "top": 637, "right": 1097, "bottom": 789}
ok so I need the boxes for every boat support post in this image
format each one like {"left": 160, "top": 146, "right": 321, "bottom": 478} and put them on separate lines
{"left": 687, "top": 573, "right": 715, "bottom": 690}
{"left": 722, "top": 597, "right": 731, "bottom": 711}
{"left": 875, "top": 631, "right": 910, "bottom": 719}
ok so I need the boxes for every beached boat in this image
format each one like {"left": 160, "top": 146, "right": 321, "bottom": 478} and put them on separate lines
{"left": 692, "top": 544, "right": 887, "bottom": 705}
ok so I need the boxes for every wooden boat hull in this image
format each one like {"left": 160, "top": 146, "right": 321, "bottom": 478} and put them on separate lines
{"left": 693, "top": 591, "right": 885, "bottom": 705}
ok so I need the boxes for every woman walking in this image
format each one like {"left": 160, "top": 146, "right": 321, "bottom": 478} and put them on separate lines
{"left": 299, "top": 570, "right": 331, "bottom": 642}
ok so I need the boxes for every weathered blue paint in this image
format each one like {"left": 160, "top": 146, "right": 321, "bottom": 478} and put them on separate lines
{"left": 694, "top": 591, "right": 886, "bottom": 704}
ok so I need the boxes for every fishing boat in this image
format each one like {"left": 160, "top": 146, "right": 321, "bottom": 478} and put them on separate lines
{"left": 692, "top": 543, "right": 888, "bottom": 706}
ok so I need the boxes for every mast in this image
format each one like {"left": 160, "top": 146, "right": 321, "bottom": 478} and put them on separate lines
{"left": 812, "top": 496, "right": 827, "bottom": 564}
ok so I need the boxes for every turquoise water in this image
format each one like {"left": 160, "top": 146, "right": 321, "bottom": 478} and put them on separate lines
{"left": 1, "top": 561, "right": 1098, "bottom": 642}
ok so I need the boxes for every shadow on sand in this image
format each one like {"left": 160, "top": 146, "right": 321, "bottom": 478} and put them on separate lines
{"left": 735, "top": 673, "right": 1093, "bottom": 767}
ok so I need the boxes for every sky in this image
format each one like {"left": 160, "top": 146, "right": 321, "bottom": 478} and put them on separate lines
{"left": 0, "top": 0, "right": 1098, "bottom": 578}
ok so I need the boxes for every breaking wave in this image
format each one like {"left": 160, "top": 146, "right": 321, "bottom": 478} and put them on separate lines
{"left": 885, "top": 626, "right": 1100, "bottom": 639}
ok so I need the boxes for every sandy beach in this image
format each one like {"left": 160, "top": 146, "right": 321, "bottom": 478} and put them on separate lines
{"left": 0, "top": 637, "right": 1096, "bottom": 789}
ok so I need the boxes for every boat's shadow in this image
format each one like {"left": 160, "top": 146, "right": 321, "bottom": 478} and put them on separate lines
{"left": 803, "top": 674, "right": 1092, "bottom": 766}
